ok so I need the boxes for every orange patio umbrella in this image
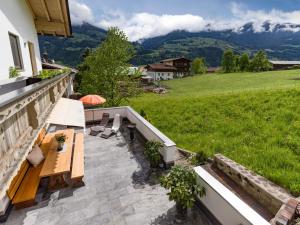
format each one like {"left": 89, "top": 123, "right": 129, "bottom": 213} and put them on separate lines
{"left": 80, "top": 95, "right": 106, "bottom": 122}
{"left": 79, "top": 95, "right": 106, "bottom": 106}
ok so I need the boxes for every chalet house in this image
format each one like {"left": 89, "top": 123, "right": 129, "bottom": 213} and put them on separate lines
{"left": 0, "top": 0, "right": 73, "bottom": 218}
{"left": 145, "top": 57, "right": 191, "bottom": 81}
{"left": 269, "top": 60, "right": 300, "bottom": 70}
{"left": 145, "top": 64, "right": 177, "bottom": 81}
{"left": 0, "top": 0, "right": 71, "bottom": 81}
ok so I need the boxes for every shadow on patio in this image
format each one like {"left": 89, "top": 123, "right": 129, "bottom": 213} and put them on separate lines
{"left": 4, "top": 124, "right": 218, "bottom": 225}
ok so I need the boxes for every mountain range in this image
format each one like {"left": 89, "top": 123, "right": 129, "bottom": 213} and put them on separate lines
{"left": 38, "top": 22, "right": 300, "bottom": 68}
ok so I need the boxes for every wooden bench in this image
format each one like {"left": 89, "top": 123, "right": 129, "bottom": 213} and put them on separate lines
{"left": 7, "top": 128, "right": 52, "bottom": 209}
{"left": 71, "top": 133, "right": 85, "bottom": 187}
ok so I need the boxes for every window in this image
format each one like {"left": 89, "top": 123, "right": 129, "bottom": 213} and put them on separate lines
{"left": 9, "top": 33, "right": 23, "bottom": 69}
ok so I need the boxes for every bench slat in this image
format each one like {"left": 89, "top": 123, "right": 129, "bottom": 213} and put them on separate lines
{"left": 7, "top": 161, "right": 30, "bottom": 200}
{"left": 9, "top": 128, "right": 52, "bottom": 208}
{"left": 12, "top": 162, "right": 43, "bottom": 206}
{"left": 71, "top": 133, "right": 84, "bottom": 180}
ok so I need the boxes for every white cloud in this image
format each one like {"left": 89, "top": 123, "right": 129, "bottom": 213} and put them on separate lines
{"left": 98, "top": 13, "right": 206, "bottom": 41}
{"left": 229, "top": 2, "right": 300, "bottom": 32}
{"left": 69, "top": 0, "right": 300, "bottom": 41}
{"left": 69, "top": 0, "right": 94, "bottom": 25}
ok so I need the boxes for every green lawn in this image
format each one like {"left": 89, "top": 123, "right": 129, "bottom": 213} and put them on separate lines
{"left": 128, "top": 70, "right": 300, "bottom": 195}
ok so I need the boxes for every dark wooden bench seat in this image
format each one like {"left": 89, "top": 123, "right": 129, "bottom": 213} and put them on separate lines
{"left": 71, "top": 133, "right": 85, "bottom": 187}
{"left": 7, "top": 128, "right": 52, "bottom": 209}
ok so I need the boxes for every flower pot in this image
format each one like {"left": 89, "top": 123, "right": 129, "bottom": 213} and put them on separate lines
{"left": 57, "top": 142, "right": 64, "bottom": 151}
{"left": 175, "top": 202, "right": 187, "bottom": 222}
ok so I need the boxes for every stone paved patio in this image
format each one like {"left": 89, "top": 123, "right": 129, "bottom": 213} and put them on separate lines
{"left": 4, "top": 127, "right": 218, "bottom": 225}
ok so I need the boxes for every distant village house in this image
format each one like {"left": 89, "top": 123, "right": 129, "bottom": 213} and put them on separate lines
{"left": 145, "top": 57, "right": 191, "bottom": 81}
{"left": 269, "top": 60, "right": 300, "bottom": 70}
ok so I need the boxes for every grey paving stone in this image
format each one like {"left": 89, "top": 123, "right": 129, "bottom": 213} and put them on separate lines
{"left": 4, "top": 128, "right": 216, "bottom": 225}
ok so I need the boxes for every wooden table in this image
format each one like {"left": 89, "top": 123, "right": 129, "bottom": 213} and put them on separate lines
{"left": 39, "top": 129, "right": 75, "bottom": 190}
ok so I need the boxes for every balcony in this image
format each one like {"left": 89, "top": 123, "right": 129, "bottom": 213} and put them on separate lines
{"left": 0, "top": 71, "right": 74, "bottom": 212}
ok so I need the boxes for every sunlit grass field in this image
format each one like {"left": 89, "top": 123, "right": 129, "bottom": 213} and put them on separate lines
{"left": 128, "top": 70, "right": 300, "bottom": 195}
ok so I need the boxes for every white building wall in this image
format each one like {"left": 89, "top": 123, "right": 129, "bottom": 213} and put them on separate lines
{"left": 0, "top": 0, "right": 42, "bottom": 80}
{"left": 147, "top": 71, "right": 174, "bottom": 81}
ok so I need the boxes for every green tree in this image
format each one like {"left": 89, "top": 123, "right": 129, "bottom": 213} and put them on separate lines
{"left": 75, "top": 48, "right": 92, "bottom": 91}
{"left": 191, "top": 57, "right": 207, "bottom": 75}
{"left": 249, "top": 50, "right": 272, "bottom": 72}
{"left": 239, "top": 53, "right": 250, "bottom": 72}
{"left": 234, "top": 55, "right": 240, "bottom": 72}
{"left": 80, "top": 27, "right": 140, "bottom": 106}
{"left": 222, "top": 49, "right": 236, "bottom": 73}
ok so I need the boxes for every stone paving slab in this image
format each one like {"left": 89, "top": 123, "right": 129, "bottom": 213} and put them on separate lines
{"left": 4, "top": 128, "right": 217, "bottom": 225}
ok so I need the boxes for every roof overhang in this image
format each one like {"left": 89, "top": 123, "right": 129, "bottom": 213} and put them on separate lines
{"left": 25, "top": 0, "right": 72, "bottom": 37}
{"left": 269, "top": 60, "right": 300, "bottom": 65}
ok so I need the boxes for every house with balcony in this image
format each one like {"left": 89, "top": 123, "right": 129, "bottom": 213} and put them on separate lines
{"left": 0, "top": 0, "right": 73, "bottom": 96}
{"left": 0, "top": 2, "right": 293, "bottom": 225}
{"left": 145, "top": 57, "right": 191, "bottom": 81}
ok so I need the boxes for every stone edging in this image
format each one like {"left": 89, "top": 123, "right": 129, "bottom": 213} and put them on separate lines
{"left": 214, "top": 153, "right": 293, "bottom": 215}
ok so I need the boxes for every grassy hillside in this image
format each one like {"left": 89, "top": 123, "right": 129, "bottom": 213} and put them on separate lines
{"left": 128, "top": 70, "right": 300, "bottom": 195}
{"left": 133, "top": 37, "right": 243, "bottom": 67}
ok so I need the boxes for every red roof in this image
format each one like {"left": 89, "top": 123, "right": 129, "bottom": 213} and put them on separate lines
{"left": 146, "top": 64, "right": 177, "bottom": 72}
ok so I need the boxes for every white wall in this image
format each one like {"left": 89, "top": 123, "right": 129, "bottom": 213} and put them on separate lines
{"left": 194, "top": 167, "right": 271, "bottom": 225}
{"left": 147, "top": 71, "right": 174, "bottom": 81}
{"left": 84, "top": 106, "right": 177, "bottom": 164}
{"left": 0, "top": 0, "right": 42, "bottom": 80}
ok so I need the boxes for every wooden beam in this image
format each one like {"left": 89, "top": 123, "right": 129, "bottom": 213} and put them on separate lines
{"left": 56, "top": 0, "right": 64, "bottom": 23}
{"left": 41, "top": 0, "right": 51, "bottom": 22}
{"left": 25, "top": 0, "right": 36, "bottom": 19}
{"left": 56, "top": 0, "right": 68, "bottom": 36}
{"left": 35, "top": 20, "right": 64, "bottom": 34}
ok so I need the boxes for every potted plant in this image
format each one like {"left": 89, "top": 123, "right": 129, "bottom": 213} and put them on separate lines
{"left": 9, "top": 66, "right": 20, "bottom": 78}
{"left": 160, "top": 165, "right": 206, "bottom": 222}
{"left": 55, "top": 133, "right": 67, "bottom": 151}
{"left": 144, "top": 141, "right": 162, "bottom": 169}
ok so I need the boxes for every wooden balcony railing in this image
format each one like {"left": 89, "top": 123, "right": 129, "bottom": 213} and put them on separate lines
{"left": 0, "top": 72, "right": 73, "bottom": 199}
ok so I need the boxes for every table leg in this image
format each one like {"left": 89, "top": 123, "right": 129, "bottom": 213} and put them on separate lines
{"left": 49, "top": 174, "right": 68, "bottom": 190}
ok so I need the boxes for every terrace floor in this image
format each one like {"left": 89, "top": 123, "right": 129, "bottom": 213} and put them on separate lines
{"left": 4, "top": 126, "right": 218, "bottom": 225}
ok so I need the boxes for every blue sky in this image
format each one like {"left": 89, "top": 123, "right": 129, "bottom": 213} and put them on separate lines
{"left": 69, "top": 0, "right": 300, "bottom": 41}
{"left": 76, "top": 0, "right": 300, "bottom": 19}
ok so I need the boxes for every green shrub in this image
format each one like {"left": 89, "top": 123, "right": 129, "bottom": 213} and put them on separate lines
{"left": 160, "top": 165, "right": 205, "bottom": 209}
{"left": 190, "top": 151, "right": 208, "bottom": 166}
{"left": 9, "top": 67, "right": 20, "bottom": 78}
{"left": 290, "top": 65, "right": 300, "bottom": 70}
{"left": 144, "top": 141, "right": 162, "bottom": 168}
{"left": 38, "top": 68, "right": 70, "bottom": 79}
{"left": 192, "top": 57, "right": 207, "bottom": 75}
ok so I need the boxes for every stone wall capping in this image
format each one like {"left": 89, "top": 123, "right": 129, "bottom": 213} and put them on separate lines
{"left": 214, "top": 153, "right": 293, "bottom": 215}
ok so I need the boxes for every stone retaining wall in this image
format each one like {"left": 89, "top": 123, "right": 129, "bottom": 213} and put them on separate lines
{"left": 214, "top": 154, "right": 293, "bottom": 215}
